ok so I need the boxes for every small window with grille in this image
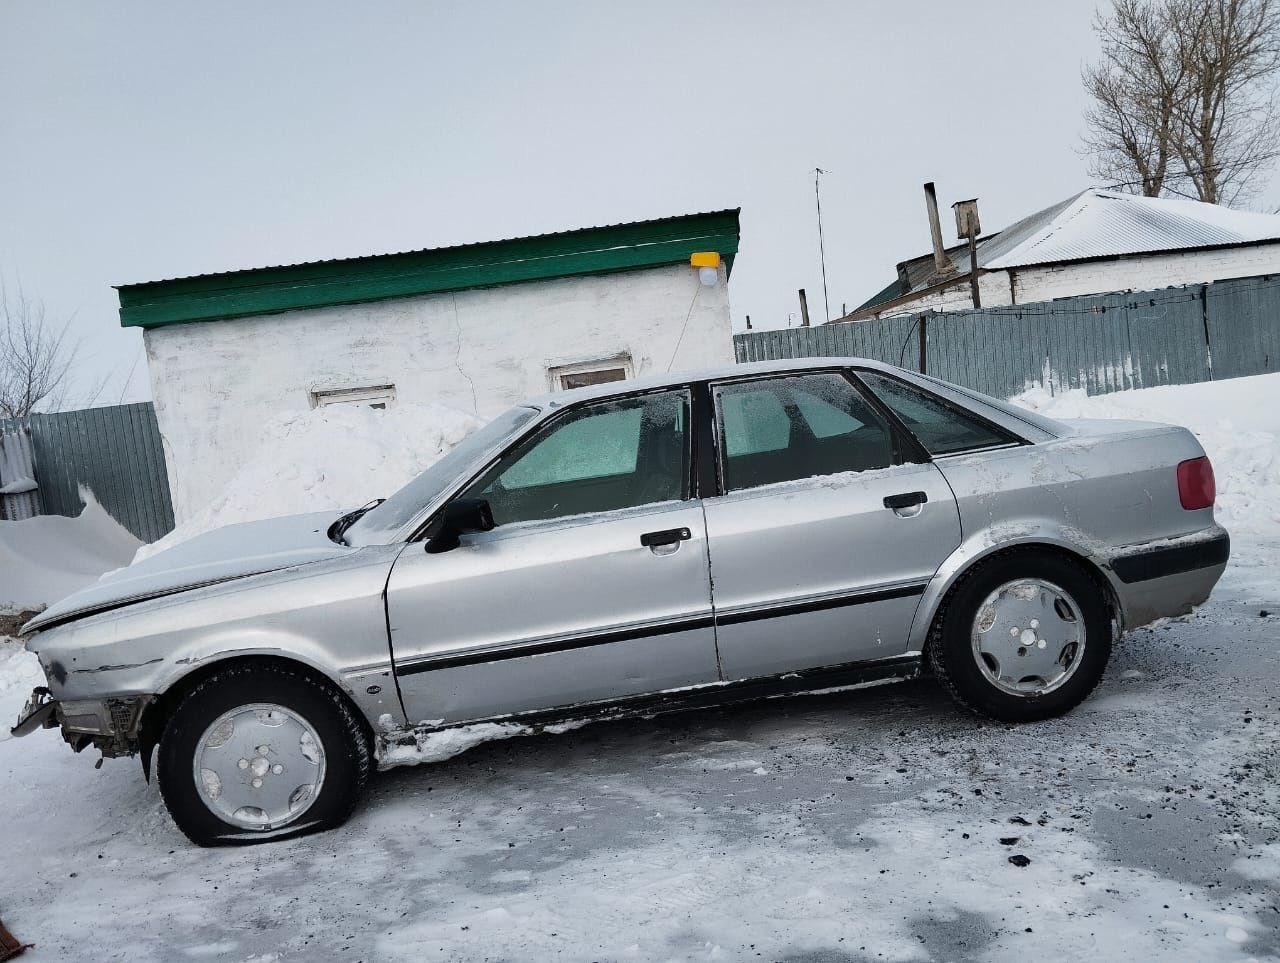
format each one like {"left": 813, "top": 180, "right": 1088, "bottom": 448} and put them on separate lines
{"left": 548, "top": 355, "right": 633, "bottom": 392}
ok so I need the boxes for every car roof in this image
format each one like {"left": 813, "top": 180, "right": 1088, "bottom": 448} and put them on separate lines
{"left": 523, "top": 356, "right": 904, "bottom": 409}
{"left": 521, "top": 355, "right": 1067, "bottom": 443}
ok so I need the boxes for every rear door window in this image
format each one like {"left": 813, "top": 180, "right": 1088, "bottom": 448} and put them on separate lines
{"left": 713, "top": 373, "right": 899, "bottom": 492}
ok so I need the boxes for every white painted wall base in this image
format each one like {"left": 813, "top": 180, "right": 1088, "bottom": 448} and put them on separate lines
{"left": 146, "top": 264, "right": 733, "bottom": 522}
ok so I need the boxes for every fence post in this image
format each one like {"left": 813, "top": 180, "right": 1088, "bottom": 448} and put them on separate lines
{"left": 918, "top": 313, "right": 928, "bottom": 374}
{"left": 1199, "top": 284, "right": 1214, "bottom": 380}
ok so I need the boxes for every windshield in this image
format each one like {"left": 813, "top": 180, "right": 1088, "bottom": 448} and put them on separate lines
{"left": 345, "top": 405, "right": 539, "bottom": 544}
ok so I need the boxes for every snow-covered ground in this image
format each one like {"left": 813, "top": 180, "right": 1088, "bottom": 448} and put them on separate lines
{"left": 1, "top": 375, "right": 1278, "bottom": 962}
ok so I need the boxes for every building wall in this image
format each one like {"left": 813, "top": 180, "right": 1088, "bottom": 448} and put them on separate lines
{"left": 145, "top": 263, "right": 733, "bottom": 522}
{"left": 1013, "top": 244, "right": 1280, "bottom": 303}
{"left": 860, "top": 243, "right": 1280, "bottom": 319}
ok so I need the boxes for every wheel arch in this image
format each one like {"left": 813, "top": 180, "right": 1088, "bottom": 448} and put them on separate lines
{"left": 137, "top": 652, "right": 376, "bottom": 783}
{"left": 908, "top": 533, "right": 1123, "bottom": 654}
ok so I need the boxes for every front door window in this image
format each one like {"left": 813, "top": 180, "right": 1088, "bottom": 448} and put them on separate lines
{"left": 460, "top": 390, "right": 690, "bottom": 526}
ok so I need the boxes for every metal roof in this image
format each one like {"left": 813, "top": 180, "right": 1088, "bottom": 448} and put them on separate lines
{"left": 980, "top": 189, "right": 1280, "bottom": 268}
{"left": 852, "top": 189, "right": 1280, "bottom": 315}
{"left": 117, "top": 209, "right": 741, "bottom": 288}
{"left": 116, "top": 209, "right": 741, "bottom": 329}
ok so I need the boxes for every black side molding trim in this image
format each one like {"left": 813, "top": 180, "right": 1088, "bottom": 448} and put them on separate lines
{"left": 717, "top": 582, "right": 927, "bottom": 627}
{"left": 394, "top": 582, "right": 929, "bottom": 677}
{"left": 1111, "top": 532, "right": 1230, "bottom": 584}
{"left": 396, "top": 614, "right": 716, "bottom": 676}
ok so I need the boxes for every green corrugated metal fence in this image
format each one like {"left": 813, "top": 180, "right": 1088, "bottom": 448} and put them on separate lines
{"left": 0, "top": 402, "right": 175, "bottom": 543}
{"left": 734, "top": 275, "right": 1280, "bottom": 398}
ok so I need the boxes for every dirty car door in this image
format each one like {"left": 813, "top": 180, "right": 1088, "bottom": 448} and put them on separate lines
{"left": 386, "top": 388, "right": 720, "bottom": 724}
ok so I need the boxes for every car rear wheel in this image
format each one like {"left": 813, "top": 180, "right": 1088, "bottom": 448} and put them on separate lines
{"left": 157, "top": 663, "right": 372, "bottom": 846}
{"left": 929, "top": 553, "right": 1112, "bottom": 722}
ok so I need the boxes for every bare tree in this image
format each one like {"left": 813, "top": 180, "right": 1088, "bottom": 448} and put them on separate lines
{"left": 0, "top": 283, "right": 78, "bottom": 419}
{"left": 1082, "top": 0, "right": 1280, "bottom": 205}
{"left": 1083, "top": 0, "right": 1190, "bottom": 196}
{"left": 1175, "top": 0, "right": 1280, "bottom": 203}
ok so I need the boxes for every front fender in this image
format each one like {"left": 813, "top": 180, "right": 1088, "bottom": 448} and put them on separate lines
{"left": 26, "top": 543, "right": 407, "bottom": 728}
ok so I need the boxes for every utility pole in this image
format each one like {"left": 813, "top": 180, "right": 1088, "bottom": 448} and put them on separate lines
{"left": 798, "top": 288, "right": 811, "bottom": 327}
{"left": 814, "top": 168, "right": 831, "bottom": 323}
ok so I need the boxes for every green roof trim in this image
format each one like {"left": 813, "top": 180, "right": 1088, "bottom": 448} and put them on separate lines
{"left": 117, "top": 209, "right": 741, "bottom": 329}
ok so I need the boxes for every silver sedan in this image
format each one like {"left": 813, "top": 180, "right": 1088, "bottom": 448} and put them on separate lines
{"left": 12, "top": 359, "right": 1230, "bottom": 844}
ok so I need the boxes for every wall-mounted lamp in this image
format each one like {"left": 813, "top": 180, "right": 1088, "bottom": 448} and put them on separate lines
{"left": 690, "top": 251, "right": 721, "bottom": 286}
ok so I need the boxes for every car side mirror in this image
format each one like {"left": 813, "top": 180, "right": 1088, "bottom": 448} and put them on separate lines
{"left": 425, "top": 498, "right": 495, "bottom": 554}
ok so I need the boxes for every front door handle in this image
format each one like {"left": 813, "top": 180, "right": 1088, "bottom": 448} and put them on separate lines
{"left": 883, "top": 491, "right": 928, "bottom": 510}
{"left": 640, "top": 527, "right": 692, "bottom": 548}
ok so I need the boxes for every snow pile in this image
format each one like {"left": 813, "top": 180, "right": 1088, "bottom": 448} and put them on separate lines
{"left": 0, "top": 637, "right": 41, "bottom": 695}
{"left": 139, "top": 401, "right": 484, "bottom": 561}
{"left": 0, "top": 488, "right": 142, "bottom": 609}
{"left": 1013, "top": 372, "right": 1280, "bottom": 537}
{"left": 378, "top": 719, "right": 532, "bottom": 768}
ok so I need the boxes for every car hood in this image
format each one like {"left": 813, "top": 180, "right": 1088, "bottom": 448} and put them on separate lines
{"left": 24, "top": 510, "right": 351, "bottom": 634}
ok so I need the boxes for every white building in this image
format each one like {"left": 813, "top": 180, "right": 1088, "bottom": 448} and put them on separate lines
{"left": 119, "top": 210, "right": 740, "bottom": 521}
{"left": 846, "top": 189, "right": 1280, "bottom": 320}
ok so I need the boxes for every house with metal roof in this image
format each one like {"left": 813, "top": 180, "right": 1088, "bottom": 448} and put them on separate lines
{"left": 845, "top": 189, "right": 1280, "bottom": 321}
{"left": 119, "top": 210, "right": 740, "bottom": 521}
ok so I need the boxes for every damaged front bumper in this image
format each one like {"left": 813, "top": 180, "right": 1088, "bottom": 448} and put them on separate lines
{"left": 10, "top": 686, "right": 148, "bottom": 758}
{"left": 10, "top": 686, "right": 57, "bottom": 737}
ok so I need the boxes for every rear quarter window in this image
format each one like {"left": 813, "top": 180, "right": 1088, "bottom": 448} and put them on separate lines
{"left": 859, "top": 372, "right": 1013, "bottom": 456}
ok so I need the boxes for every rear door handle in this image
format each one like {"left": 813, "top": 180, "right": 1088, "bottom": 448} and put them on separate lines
{"left": 640, "top": 527, "right": 692, "bottom": 548}
{"left": 883, "top": 491, "right": 928, "bottom": 510}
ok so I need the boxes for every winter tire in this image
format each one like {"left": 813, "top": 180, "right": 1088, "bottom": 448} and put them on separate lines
{"left": 157, "top": 662, "right": 372, "bottom": 846}
{"left": 928, "top": 552, "right": 1112, "bottom": 722}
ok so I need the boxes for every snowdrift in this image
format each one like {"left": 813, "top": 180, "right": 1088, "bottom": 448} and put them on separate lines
{"left": 0, "top": 489, "right": 142, "bottom": 610}
{"left": 138, "top": 401, "right": 484, "bottom": 561}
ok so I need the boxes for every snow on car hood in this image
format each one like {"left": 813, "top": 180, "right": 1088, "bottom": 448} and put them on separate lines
{"left": 23, "top": 510, "right": 350, "bottom": 633}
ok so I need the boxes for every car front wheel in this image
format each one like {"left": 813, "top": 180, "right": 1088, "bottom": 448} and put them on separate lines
{"left": 929, "top": 552, "right": 1112, "bottom": 722}
{"left": 157, "top": 663, "right": 372, "bottom": 846}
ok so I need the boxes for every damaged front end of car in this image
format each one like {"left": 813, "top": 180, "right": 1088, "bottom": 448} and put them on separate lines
{"left": 10, "top": 605, "right": 178, "bottom": 776}
{"left": 11, "top": 682, "right": 151, "bottom": 763}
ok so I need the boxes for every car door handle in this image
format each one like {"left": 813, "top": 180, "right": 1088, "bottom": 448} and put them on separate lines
{"left": 640, "top": 527, "right": 692, "bottom": 548}
{"left": 883, "top": 491, "right": 928, "bottom": 510}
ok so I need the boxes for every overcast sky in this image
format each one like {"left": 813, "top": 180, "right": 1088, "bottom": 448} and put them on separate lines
{"left": 5, "top": 1, "right": 1280, "bottom": 405}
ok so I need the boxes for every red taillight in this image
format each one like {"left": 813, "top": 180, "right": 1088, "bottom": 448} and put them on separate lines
{"left": 1177, "top": 456, "right": 1216, "bottom": 510}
